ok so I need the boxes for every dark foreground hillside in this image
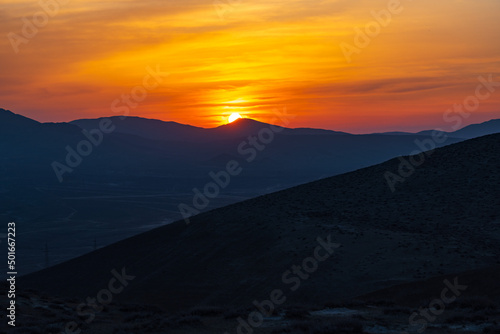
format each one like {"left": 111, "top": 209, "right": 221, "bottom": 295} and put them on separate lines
{"left": 21, "top": 134, "right": 500, "bottom": 313}
{"left": 360, "top": 264, "right": 500, "bottom": 305}
{"left": 4, "top": 277, "right": 500, "bottom": 334}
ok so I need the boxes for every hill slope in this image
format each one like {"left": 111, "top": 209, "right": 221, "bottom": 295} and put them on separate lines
{"left": 20, "top": 134, "right": 500, "bottom": 310}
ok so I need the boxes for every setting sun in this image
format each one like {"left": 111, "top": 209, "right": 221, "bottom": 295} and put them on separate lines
{"left": 228, "top": 113, "right": 242, "bottom": 123}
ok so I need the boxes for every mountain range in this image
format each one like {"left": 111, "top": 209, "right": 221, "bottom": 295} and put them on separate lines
{"left": 71, "top": 115, "right": 500, "bottom": 141}
{"left": 1, "top": 107, "right": 499, "bottom": 277}
{"left": 20, "top": 132, "right": 500, "bottom": 311}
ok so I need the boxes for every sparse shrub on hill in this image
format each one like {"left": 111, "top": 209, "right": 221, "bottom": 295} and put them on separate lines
{"left": 223, "top": 307, "right": 253, "bottom": 319}
{"left": 278, "top": 318, "right": 364, "bottom": 334}
{"left": 17, "top": 326, "right": 44, "bottom": 334}
{"left": 284, "top": 307, "right": 311, "bottom": 319}
{"left": 189, "top": 306, "right": 224, "bottom": 317}
{"left": 484, "top": 325, "right": 500, "bottom": 334}
{"left": 451, "top": 296, "right": 497, "bottom": 311}
{"left": 382, "top": 306, "right": 410, "bottom": 315}
{"left": 173, "top": 314, "right": 203, "bottom": 326}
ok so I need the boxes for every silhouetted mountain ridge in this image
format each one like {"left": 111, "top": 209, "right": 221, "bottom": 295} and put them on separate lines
{"left": 71, "top": 116, "right": 351, "bottom": 144}
{"left": 378, "top": 118, "right": 500, "bottom": 139}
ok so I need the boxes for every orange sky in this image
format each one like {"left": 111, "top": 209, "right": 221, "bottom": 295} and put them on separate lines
{"left": 1, "top": 0, "right": 500, "bottom": 133}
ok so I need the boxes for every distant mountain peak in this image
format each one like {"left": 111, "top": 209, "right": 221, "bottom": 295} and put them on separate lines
{"left": 0, "top": 108, "right": 40, "bottom": 130}
{"left": 0, "top": 108, "right": 18, "bottom": 118}
{"left": 219, "top": 117, "right": 272, "bottom": 127}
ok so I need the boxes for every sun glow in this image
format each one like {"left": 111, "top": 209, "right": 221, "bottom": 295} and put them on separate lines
{"left": 3, "top": 0, "right": 500, "bottom": 132}
{"left": 228, "top": 113, "right": 242, "bottom": 123}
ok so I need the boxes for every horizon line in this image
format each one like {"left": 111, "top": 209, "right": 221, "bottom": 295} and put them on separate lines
{"left": 1, "top": 107, "right": 499, "bottom": 135}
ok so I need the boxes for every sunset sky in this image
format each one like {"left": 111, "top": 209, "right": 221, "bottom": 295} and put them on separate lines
{"left": 1, "top": 0, "right": 499, "bottom": 133}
